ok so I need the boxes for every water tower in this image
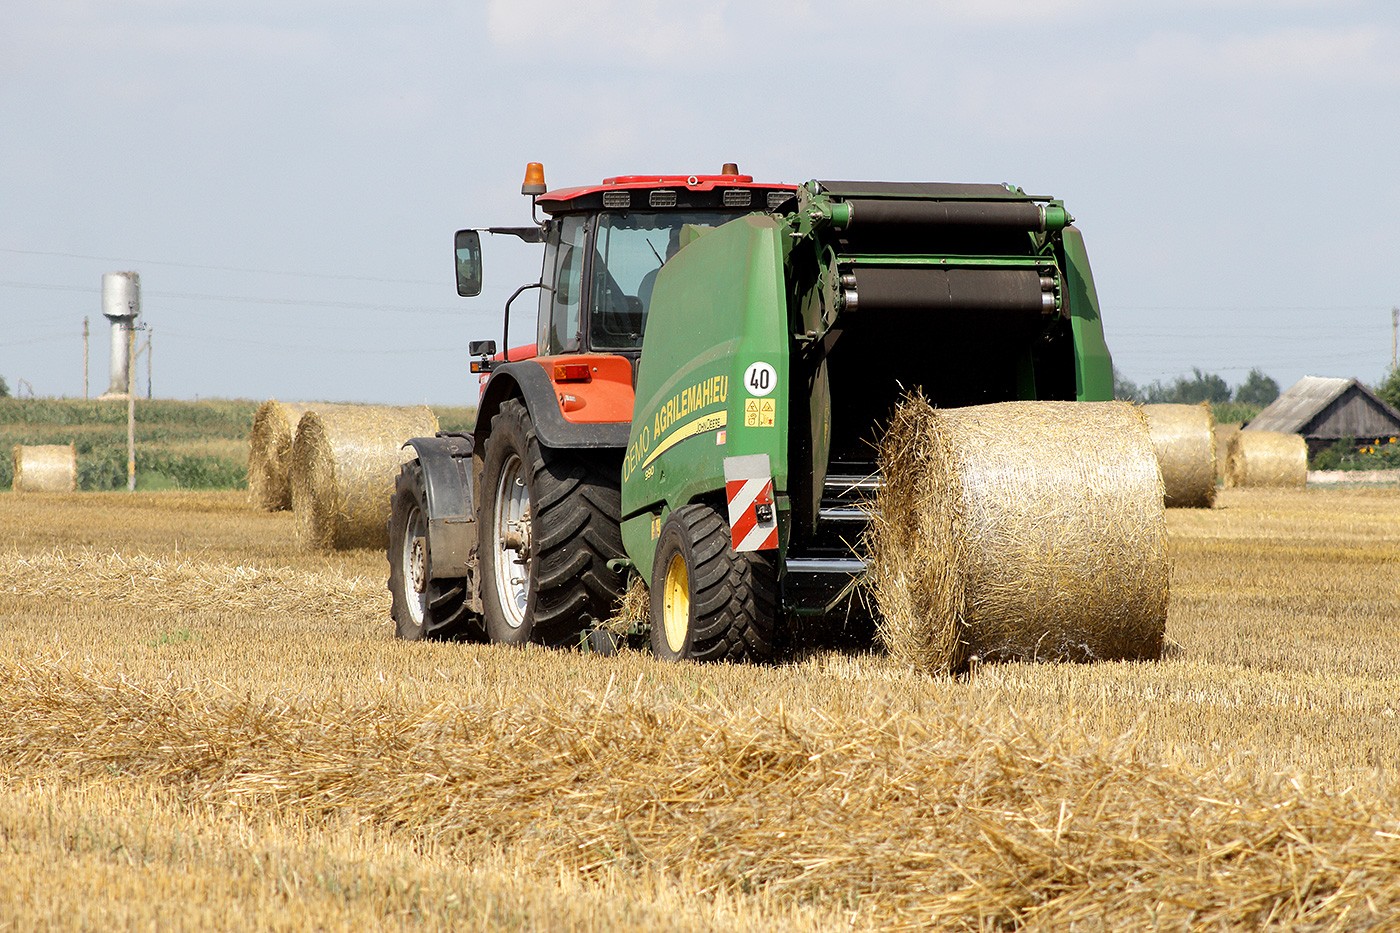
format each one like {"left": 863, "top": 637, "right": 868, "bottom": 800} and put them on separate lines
{"left": 100, "top": 271, "right": 140, "bottom": 398}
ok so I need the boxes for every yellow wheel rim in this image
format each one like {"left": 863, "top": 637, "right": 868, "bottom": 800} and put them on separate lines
{"left": 662, "top": 553, "right": 690, "bottom": 654}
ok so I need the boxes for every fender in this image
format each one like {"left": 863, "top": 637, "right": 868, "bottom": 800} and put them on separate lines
{"left": 402, "top": 434, "right": 475, "bottom": 580}
{"left": 475, "top": 361, "right": 631, "bottom": 452}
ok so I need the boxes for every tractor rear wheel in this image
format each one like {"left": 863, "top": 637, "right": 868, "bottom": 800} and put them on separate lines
{"left": 388, "top": 459, "right": 483, "bottom": 641}
{"left": 478, "top": 399, "right": 625, "bottom": 647}
{"left": 650, "top": 503, "right": 777, "bottom": 663}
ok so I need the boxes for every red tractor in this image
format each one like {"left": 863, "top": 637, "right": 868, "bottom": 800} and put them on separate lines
{"left": 388, "top": 163, "right": 796, "bottom": 650}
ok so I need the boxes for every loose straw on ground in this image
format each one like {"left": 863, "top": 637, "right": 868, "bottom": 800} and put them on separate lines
{"left": 867, "top": 397, "right": 1170, "bottom": 675}
{"left": 12, "top": 444, "right": 77, "bottom": 493}
{"left": 1225, "top": 430, "right": 1308, "bottom": 489}
{"left": 604, "top": 576, "right": 650, "bottom": 636}
{"left": 1144, "top": 403, "right": 1217, "bottom": 508}
{"left": 290, "top": 406, "right": 439, "bottom": 550}
{"left": 4, "top": 658, "right": 1399, "bottom": 930}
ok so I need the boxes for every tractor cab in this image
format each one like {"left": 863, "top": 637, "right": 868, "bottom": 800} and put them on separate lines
{"left": 457, "top": 164, "right": 796, "bottom": 372}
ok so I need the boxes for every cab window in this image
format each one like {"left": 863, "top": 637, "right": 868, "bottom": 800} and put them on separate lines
{"left": 588, "top": 211, "right": 732, "bottom": 350}
{"left": 538, "top": 215, "right": 587, "bottom": 354}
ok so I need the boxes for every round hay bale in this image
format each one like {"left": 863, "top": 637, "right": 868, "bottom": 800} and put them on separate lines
{"left": 867, "top": 397, "right": 1169, "bottom": 675}
{"left": 12, "top": 444, "right": 77, "bottom": 493}
{"left": 1213, "top": 423, "right": 1241, "bottom": 484}
{"left": 290, "top": 405, "right": 439, "bottom": 550}
{"left": 1225, "top": 430, "right": 1307, "bottom": 488}
{"left": 1143, "top": 403, "right": 1217, "bottom": 508}
{"left": 248, "top": 400, "right": 311, "bottom": 510}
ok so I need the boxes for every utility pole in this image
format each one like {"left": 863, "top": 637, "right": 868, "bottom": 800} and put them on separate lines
{"left": 1392, "top": 306, "right": 1397, "bottom": 370}
{"left": 127, "top": 328, "right": 136, "bottom": 492}
{"left": 82, "top": 316, "right": 89, "bottom": 399}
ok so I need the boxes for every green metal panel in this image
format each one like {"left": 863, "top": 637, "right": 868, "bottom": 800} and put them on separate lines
{"left": 620, "top": 214, "right": 791, "bottom": 584}
{"left": 1062, "top": 226, "right": 1114, "bottom": 401}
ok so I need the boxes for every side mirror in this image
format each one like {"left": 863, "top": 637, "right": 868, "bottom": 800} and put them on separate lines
{"left": 454, "top": 229, "right": 482, "bottom": 297}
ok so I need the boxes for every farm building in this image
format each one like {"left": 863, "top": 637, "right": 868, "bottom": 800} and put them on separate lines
{"left": 1245, "top": 375, "right": 1400, "bottom": 455}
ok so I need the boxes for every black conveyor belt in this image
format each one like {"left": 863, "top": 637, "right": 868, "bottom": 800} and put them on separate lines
{"left": 850, "top": 267, "right": 1046, "bottom": 314}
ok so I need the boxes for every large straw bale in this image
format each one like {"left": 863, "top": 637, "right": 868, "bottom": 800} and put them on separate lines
{"left": 1213, "top": 423, "right": 1241, "bottom": 484}
{"left": 1225, "top": 430, "right": 1307, "bottom": 488}
{"left": 248, "top": 401, "right": 365, "bottom": 511}
{"left": 290, "top": 405, "right": 438, "bottom": 550}
{"left": 12, "top": 444, "right": 77, "bottom": 493}
{"left": 868, "top": 397, "right": 1169, "bottom": 675}
{"left": 248, "top": 401, "right": 311, "bottom": 510}
{"left": 1143, "top": 403, "right": 1217, "bottom": 508}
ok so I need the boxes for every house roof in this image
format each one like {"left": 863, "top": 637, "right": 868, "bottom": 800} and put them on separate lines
{"left": 1247, "top": 375, "right": 1400, "bottom": 436}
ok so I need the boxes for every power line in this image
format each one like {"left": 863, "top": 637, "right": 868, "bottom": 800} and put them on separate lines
{"left": 0, "top": 334, "right": 71, "bottom": 349}
{"left": 154, "top": 327, "right": 473, "bottom": 357}
{"left": 0, "top": 246, "right": 440, "bottom": 286}
{"left": 0, "top": 279, "right": 464, "bottom": 316}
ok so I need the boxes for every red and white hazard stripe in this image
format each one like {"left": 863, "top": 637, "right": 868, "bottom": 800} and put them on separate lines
{"left": 724, "top": 455, "right": 778, "bottom": 552}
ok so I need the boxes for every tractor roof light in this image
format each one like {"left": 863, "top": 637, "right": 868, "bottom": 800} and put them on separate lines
{"left": 522, "top": 162, "right": 547, "bottom": 197}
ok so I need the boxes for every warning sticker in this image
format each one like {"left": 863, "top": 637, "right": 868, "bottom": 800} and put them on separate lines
{"left": 743, "top": 361, "right": 777, "bottom": 397}
{"left": 724, "top": 454, "right": 778, "bottom": 552}
{"left": 744, "top": 398, "right": 776, "bottom": 428}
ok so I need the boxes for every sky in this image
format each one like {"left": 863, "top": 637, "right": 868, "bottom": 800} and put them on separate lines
{"left": 2, "top": 0, "right": 1397, "bottom": 405}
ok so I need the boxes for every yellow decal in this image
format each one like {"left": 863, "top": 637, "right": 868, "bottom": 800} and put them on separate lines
{"left": 623, "top": 374, "right": 729, "bottom": 481}
{"left": 641, "top": 410, "right": 727, "bottom": 471}
{"left": 653, "top": 374, "right": 728, "bottom": 439}
{"left": 650, "top": 514, "right": 662, "bottom": 540}
{"left": 744, "top": 398, "right": 776, "bottom": 428}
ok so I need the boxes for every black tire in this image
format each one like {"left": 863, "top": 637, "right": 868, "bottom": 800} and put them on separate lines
{"left": 650, "top": 503, "right": 777, "bottom": 664}
{"left": 387, "top": 460, "right": 483, "bottom": 641}
{"left": 478, "top": 399, "right": 625, "bottom": 647}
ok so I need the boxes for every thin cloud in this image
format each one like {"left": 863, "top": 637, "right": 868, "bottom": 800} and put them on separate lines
{"left": 484, "top": 1, "right": 818, "bottom": 66}
{"left": 1212, "top": 25, "right": 1397, "bottom": 81}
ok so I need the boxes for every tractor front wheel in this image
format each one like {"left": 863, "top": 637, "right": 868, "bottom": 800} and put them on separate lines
{"left": 650, "top": 503, "right": 777, "bottom": 664}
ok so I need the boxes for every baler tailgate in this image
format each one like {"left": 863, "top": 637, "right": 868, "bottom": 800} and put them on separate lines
{"left": 778, "top": 179, "right": 1100, "bottom": 618}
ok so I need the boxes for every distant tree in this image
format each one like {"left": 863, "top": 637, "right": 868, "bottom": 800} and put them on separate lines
{"left": 1377, "top": 367, "right": 1400, "bottom": 412}
{"left": 1113, "top": 367, "right": 1143, "bottom": 402}
{"left": 1145, "top": 368, "right": 1230, "bottom": 405}
{"left": 1141, "top": 379, "right": 1174, "bottom": 403}
{"left": 0, "top": 376, "right": 9, "bottom": 399}
{"left": 1130, "top": 368, "right": 1254, "bottom": 405}
{"left": 1233, "top": 368, "right": 1280, "bottom": 408}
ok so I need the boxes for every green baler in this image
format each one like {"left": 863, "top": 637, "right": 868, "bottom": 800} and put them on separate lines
{"left": 621, "top": 180, "right": 1113, "bottom": 662}
{"left": 395, "top": 167, "right": 1114, "bottom": 665}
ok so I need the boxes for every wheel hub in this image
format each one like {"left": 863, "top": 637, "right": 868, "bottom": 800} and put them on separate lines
{"left": 503, "top": 513, "right": 531, "bottom": 560}
{"left": 409, "top": 536, "right": 428, "bottom": 594}
{"left": 662, "top": 553, "right": 690, "bottom": 654}
{"left": 492, "top": 455, "right": 532, "bottom": 630}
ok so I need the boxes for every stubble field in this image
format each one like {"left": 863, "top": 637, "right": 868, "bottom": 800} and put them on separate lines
{"left": 0, "top": 486, "right": 1397, "bottom": 930}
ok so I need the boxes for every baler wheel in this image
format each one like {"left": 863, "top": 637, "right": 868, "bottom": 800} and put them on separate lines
{"left": 478, "top": 399, "right": 625, "bottom": 646}
{"left": 387, "top": 459, "right": 483, "bottom": 641}
{"left": 650, "top": 503, "right": 777, "bottom": 664}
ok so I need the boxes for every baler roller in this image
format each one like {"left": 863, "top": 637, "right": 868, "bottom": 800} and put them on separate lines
{"left": 842, "top": 267, "right": 1056, "bottom": 314}
{"left": 840, "top": 198, "right": 1067, "bottom": 234}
